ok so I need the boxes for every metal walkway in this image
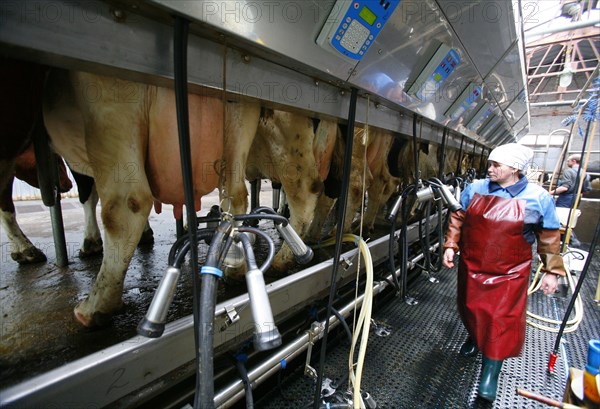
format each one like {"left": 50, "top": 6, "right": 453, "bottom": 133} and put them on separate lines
{"left": 252, "top": 247, "right": 600, "bottom": 409}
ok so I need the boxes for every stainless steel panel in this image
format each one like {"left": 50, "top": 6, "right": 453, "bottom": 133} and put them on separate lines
{"left": 350, "top": 0, "right": 482, "bottom": 130}
{"left": 505, "top": 89, "right": 528, "bottom": 126}
{"left": 0, "top": 0, "right": 528, "bottom": 148}
{"left": 147, "top": 0, "right": 356, "bottom": 82}
{"left": 513, "top": 113, "right": 530, "bottom": 135}
{"left": 480, "top": 114, "right": 503, "bottom": 138}
{"left": 437, "top": 0, "right": 518, "bottom": 78}
{"left": 484, "top": 43, "right": 525, "bottom": 113}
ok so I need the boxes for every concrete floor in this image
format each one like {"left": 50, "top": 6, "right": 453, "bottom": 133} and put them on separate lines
{"left": 0, "top": 182, "right": 279, "bottom": 388}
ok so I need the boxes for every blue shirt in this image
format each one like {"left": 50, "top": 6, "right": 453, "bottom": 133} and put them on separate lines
{"left": 461, "top": 177, "right": 561, "bottom": 244}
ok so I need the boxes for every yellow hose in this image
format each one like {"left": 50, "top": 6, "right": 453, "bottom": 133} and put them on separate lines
{"left": 319, "top": 234, "right": 373, "bottom": 409}
{"left": 527, "top": 254, "right": 584, "bottom": 333}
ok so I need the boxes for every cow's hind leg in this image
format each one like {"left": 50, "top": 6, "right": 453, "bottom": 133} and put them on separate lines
{"left": 73, "top": 82, "right": 153, "bottom": 326}
{"left": 0, "top": 161, "right": 46, "bottom": 264}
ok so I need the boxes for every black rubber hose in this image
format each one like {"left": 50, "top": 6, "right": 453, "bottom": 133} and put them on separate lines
{"left": 234, "top": 357, "right": 254, "bottom": 408}
{"left": 561, "top": 119, "right": 592, "bottom": 253}
{"left": 173, "top": 16, "right": 206, "bottom": 408}
{"left": 400, "top": 190, "right": 410, "bottom": 299}
{"left": 235, "top": 213, "right": 289, "bottom": 226}
{"left": 412, "top": 114, "right": 421, "bottom": 182}
{"left": 434, "top": 198, "right": 444, "bottom": 271}
{"left": 197, "top": 220, "right": 231, "bottom": 408}
{"left": 313, "top": 87, "right": 358, "bottom": 409}
{"left": 552, "top": 219, "right": 600, "bottom": 360}
{"left": 330, "top": 307, "right": 352, "bottom": 345}
{"left": 456, "top": 135, "right": 465, "bottom": 176}
{"left": 235, "top": 229, "right": 259, "bottom": 271}
{"left": 418, "top": 200, "right": 433, "bottom": 272}
{"left": 169, "top": 228, "right": 214, "bottom": 266}
{"left": 387, "top": 215, "right": 402, "bottom": 294}
{"left": 248, "top": 206, "right": 290, "bottom": 226}
{"left": 387, "top": 185, "right": 415, "bottom": 294}
{"left": 237, "top": 227, "right": 276, "bottom": 272}
{"left": 439, "top": 127, "right": 447, "bottom": 180}
{"left": 172, "top": 230, "right": 216, "bottom": 268}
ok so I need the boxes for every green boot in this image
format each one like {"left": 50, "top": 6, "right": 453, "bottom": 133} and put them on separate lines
{"left": 478, "top": 357, "right": 503, "bottom": 402}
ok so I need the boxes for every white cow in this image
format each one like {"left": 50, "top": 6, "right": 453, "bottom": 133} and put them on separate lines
{"left": 44, "top": 69, "right": 261, "bottom": 326}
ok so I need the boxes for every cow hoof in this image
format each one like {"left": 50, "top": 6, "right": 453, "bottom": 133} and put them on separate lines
{"left": 138, "top": 228, "right": 154, "bottom": 245}
{"left": 80, "top": 238, "right": 103, "bottom": 258}
{"left": 74, "top": 310, "right": 113, "bottom": 327}
{"left": 74, "top": 301, "right": 124, "bottom": 327}
{"left": 12, "top": 247, "right": 47, "bottom": 264}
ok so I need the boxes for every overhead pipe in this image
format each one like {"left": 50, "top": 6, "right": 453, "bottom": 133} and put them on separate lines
{"left": 531, "top": 100, "right": 588, "bottom": 107}
{"left": 525, "top": 18, "right": 600, "bottom": 40}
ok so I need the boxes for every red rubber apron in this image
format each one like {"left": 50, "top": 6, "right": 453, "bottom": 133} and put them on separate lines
{"left": 457, "top": 193, "right": 532, "bottom": 360}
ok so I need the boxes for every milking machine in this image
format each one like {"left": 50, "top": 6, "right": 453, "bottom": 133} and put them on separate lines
{"left": 386, "top": 177, "right": 463, "bottom": 303}
{"left": 138, "top": 206, "right": 314, "bottom": 407}
{"left": 139, "top": 16, "right": 312, "bottom": 408}
{"left": 386, "top": 116, "right": 464, "bottom": 304}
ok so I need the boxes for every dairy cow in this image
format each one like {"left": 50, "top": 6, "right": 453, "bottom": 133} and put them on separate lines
{"left": 44, "top": 69, "right": 260, "bottom": 326}
{"left": 245, "top": 109, "right": 339, "bottom": 272}
{"left": 305, "top": 125, "right": 401, "bottom": 241}
{"left": 0, "top": 59, "right": 77, "bottom": 264}
{"left": 1, "top": 143, "right": 73, "bottom": 264}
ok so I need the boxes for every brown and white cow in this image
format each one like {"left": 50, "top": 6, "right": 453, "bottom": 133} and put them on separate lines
{"left": 44, "top": 69, "right": 261, "bottom": 326}
{"left": 245, "top": 109, "right": 339, "bottom": 272}
{"left": 1, "top": 143, "right": 73, "bottom": 264}
{"left": 305, "top": 125, "right": 401, "bottom": 242}
{"left": 0, "top": 59, "right": 78, "bottom": 264}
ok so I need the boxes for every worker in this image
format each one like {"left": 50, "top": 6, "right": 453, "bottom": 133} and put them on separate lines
{"left": 442, "top": 143, "right": 566, "bottom": 402}
{"left": 549, "top": 154, "right": 591, "bottom": 247}
{"left": 549, "top": 154, "right": 592, "bottom": 208}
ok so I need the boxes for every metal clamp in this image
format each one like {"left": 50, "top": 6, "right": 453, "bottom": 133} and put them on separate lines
{"left": 304, "top": 322, "right": 324, "bottom": 379}
{"left": 220, "top": 305, "right": 240, "bottom": 331}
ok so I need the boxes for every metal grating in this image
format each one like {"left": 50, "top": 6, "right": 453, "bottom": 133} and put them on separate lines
{"left": 253, "top": 246, "right": 599, "bottom": 409}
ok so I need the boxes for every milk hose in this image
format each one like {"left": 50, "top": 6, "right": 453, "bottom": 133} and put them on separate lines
{"left": 527, "top": 261, "right": 583, "bottom": 333}
{"left": 319, "top": 234, "right": 374, "bottom": 409}
{"left": 197, "top": 219, "right": 232, "bottom": 408}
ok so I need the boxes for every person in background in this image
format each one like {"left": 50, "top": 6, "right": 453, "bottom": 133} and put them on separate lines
{"left": 549, "top": 154, "right": 591, "bottom": 247}
{"left": 549, "top": 154, "right": 592, "bottom": 208}
{"left": 442, "top": 143, "right": 566, "bottom": 402}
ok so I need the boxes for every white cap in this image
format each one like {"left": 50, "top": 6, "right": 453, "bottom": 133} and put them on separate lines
{"left": 488, "top": 143, "right": 533, "bottom": 171}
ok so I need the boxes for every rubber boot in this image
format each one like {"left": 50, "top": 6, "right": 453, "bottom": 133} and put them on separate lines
{"left": 459, "top": 337, "right": 479, "bottom": 357}
{"left": 478, "top": 357, "right": 503, "bottom": 402}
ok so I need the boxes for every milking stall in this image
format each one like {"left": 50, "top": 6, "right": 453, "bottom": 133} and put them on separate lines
{"left": 1, "top": 0, "right": 600, "bottom": 408}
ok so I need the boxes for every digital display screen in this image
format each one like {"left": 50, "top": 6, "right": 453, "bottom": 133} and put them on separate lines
{"left": 359, "top": 5, "right": 376, "bottom": 26}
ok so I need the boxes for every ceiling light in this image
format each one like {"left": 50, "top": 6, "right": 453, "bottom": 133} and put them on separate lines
{"left": 559, "top": 61, "right": 574, "bottom": 87}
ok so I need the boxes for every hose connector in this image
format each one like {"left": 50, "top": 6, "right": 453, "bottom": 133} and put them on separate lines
{"left": 275, "top": 222, "right": 313, "bottom": 264}
{"left": 437, "top": 184, "right": 462, "bottom": 212}
{"left": 387, "top": 194, "right": 403, "bottom": 222}
{"left": 137, "top": 266, "right": 181, "bottom": 338}
{"left": 246, "top": 267, "right": 282, "bottom": 351}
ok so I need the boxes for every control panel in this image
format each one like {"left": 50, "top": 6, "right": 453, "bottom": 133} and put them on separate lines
{"left": 407, "top": 43, "right": 461, "bottom": 102}
{"left": 467, "top": 103, "right": 495, "bottom": 131}
{"left": 317, "top": 0, "right": 401, "bottom": 61}
{"left": 445, "top": 82, "right": 482, "bottom": 121}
